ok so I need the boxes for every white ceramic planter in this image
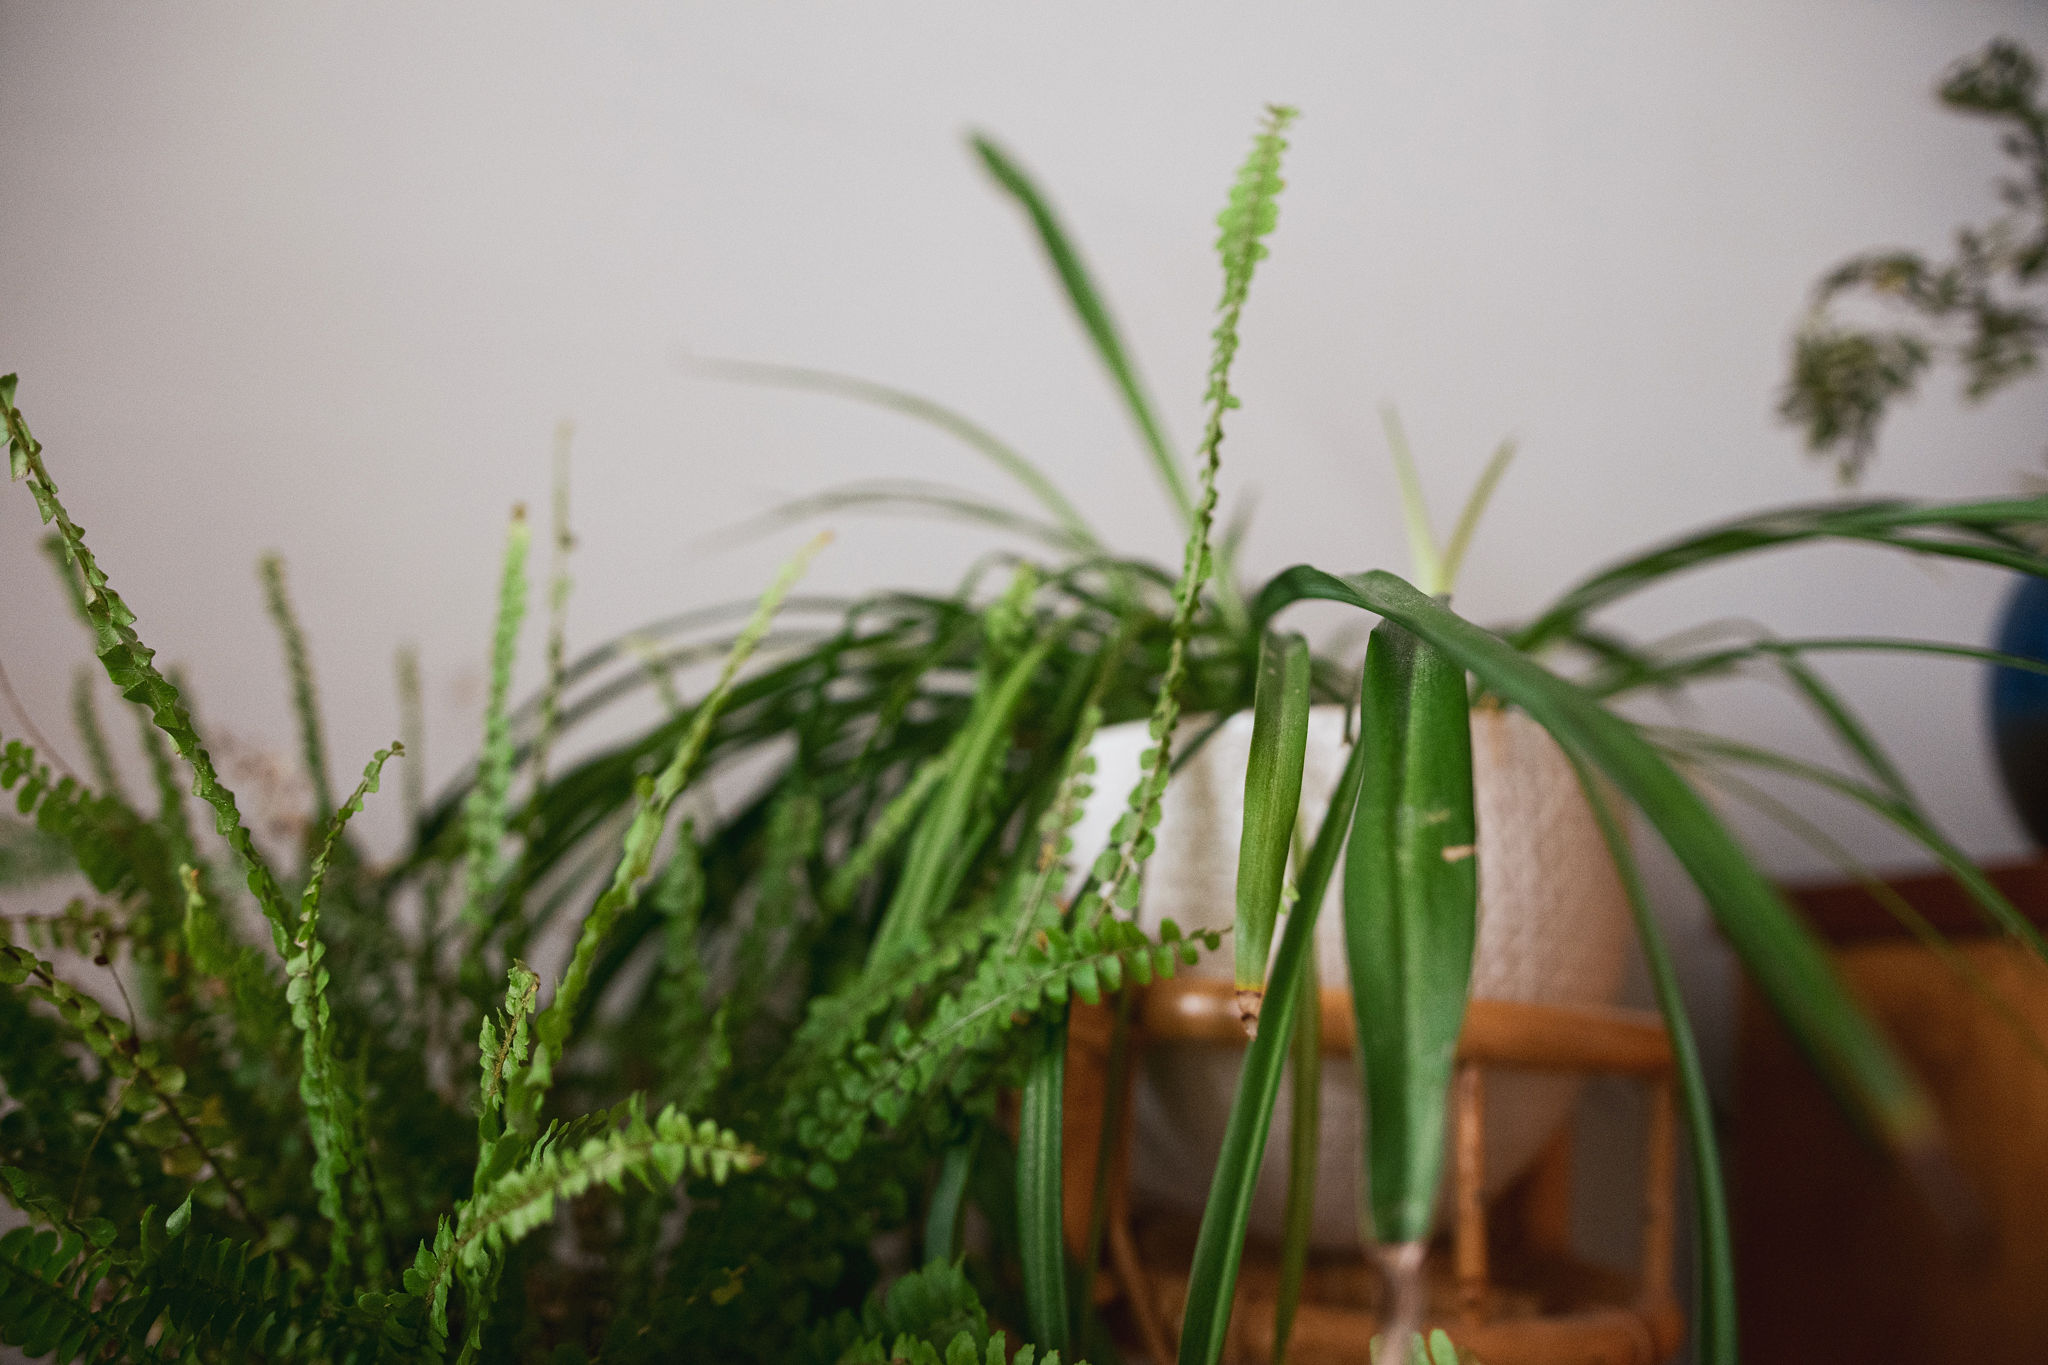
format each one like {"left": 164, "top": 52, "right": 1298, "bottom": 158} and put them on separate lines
{"left": 1071, "top": 705, "right": 1631, "bottom": 1248}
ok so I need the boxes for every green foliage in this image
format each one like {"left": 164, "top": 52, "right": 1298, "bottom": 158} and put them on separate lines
{"left": 69, "top": 666, "right": 124, "bottom": 804}
{"left": 1783, "top": 38, "right": 2048, "bottom": 479}
{"left": 1233, "top": 630, "right": 1310, "bottom": 1026}
{"left": 290, "top": 745, "right": 402, "bottom": 1297}
{"left": 825, "top": 1260, "right": 1078, "bottom": 1365}
{"left": 508, "top": 533, "right": 825, "bottom": 1145}
{"left": 1342, "top": 621, "right": 1477, "bottom": 1248}
{"left": 1014, "top": 1022, "right": 1067, "bottom": 1356}
{"left": 0, "top": 1226, "right": 158, "bottom": 1364}
{"left": 261, "top": 554, "right": 336, "bottom": 824}
{"left": 973, "top": 134, "right": 1186, "bottom": 529}
{"left": 787, "top": 917, "right": 1218, "bottom": 1171}
{"left": 1272, "top": 936, "right": 1320, "bottom": 1365}
{"left": 1569, "top": 755, "right": 1735, "bottom": 1362}
{"left": 529, "top": 422, "right": 576, "bottom": 801}
{"left": 5, "top": 377, "right": 296, "bottom": 945}
{"left": 461, "top": 509, "right": 532, "bottom": 959}
{"left": 405, "top": 1097, "right": 761, "bottom": 1355}
{"left": 5, "top": 90, "right": 2045, "bottom": 1365}
{"left": 3, "top": 717, "right": 181, "bottom": 919}
{"left": 1178, "top": 714, "right": 1370, "bottom": 1365}
{"left": 1075, "top": 107, "right": 1296, "bottom": 934}
{"left": 1, "top": 939, "right": 257, "bottom": 1235}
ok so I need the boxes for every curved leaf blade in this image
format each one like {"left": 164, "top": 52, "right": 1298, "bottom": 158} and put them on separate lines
{"left": 1235, "top": 631, "right": 1312, "bottom": 1031}
{"left": 1344, "top": 621, "right": 1477, "bottom": 1248}
{"left": 1257, "top": 566, "right": 1940, "bottom": 1158}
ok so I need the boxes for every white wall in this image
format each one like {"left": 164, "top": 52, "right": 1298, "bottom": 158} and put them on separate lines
{"left": 3, "top": 0, "right": 2046, "bottom": 1300}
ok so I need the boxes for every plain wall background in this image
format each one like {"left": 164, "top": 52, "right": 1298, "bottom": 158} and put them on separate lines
{"left": 5, "top": 0, "right": 2048, "bottom": 1333}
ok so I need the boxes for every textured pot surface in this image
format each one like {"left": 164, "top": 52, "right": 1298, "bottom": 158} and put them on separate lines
{"left": 1072, "top": 705, "right": 1632, "bottom": 1248}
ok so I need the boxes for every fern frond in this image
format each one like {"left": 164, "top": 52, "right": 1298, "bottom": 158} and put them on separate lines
{"left": 508, "top": 534, "right": 825, "bottom": 1138}
{"left": 787, "top": 907, "right": 1005, "bottom": 1085}
{"left": 260, "top": 553, "right": 336, "bottom": 827}
{"left": 288, "top": 744, "right": 401, "bottom": 1298}
{"left": 68, "top": 667, "right": 124, "bottom": 805}
{"left": 822, "top": 752, "right": 949, "bottom": 912}
{"left": 1078, "top": 107, "right": 1295, "bottom": 927}
{"left": 791, "top": 919, "right": 1217, "bottom": 1171}
{"left": 727, "top": 785, "right": 824, "bottom": 1026}
{"left": 828, "top": 1263, "right": 1077, "bottom": 1365}
{"left": 529, "top": 421, "right": 575, "bottom": 803}
{"left": 0, "top": 1226, "right": 159, "bottom": 1364}
{"left": 460, "top": 507, "right": 532, "bottom": 964}
{"left": 0, "top": 941, "right": 265, "bottom": 1241}
{"left": 178, "top": 864, "right": 294, "bottom": 1078}
{"left": 1009, "top": 698, "right": 1103, "bottom": 948}
{"left": 1, "top": 731, "right": 172, "bottom": 907}
{"left": 2, "top": 378, "right": 297, "bottom": 955}
{"left": 822, "top": 1258, "right": 987, "bottom": 1363}
{"left": 404, "top": 1096, "right": 761, "bottom": 1354}
{"left": 650, "top": 828, "right": 727, "bottom": 1112}
{"left": 0, "top": 900, "right": 121, "bottom": 957}
{"left": 139, "top": 1210, "right": 423, "bottom": 1363}
{"left": 473, "top": 962, "right": 541, "bottom": 1188}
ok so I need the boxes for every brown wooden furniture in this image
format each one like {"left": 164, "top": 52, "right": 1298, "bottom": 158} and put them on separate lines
{"left": 1061, "top": 980, "right": 1685, "bottom": 1364}
{"left": 1736, "top": 857, "right": 2048, "bottom": 1364}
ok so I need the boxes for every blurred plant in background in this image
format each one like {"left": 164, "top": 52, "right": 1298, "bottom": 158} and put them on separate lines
{"left": 1784, "top": 38, "right": 2048, "bottom": 482}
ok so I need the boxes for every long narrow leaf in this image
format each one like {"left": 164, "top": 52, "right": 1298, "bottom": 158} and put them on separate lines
{"left": 1438, "top": 438, "right": 1516, "bottom": 594}
{"left": 873, "top": 633, "right": 1061, "bottom": 962}
{"left": 1597, "top": 633, "right": 2048, "bottom": 699}
{"left": 1691, "top": 759, "right": 2048, "bottom": 1069}
{"left": 506, "top": 534, "right": 826, "bottom": 1144}
{"left": 1179, "top": 716, "right": 1370, "bottom": 1365}
{"left": 1654, "top": 727, "right": 2048, "bottom": 963}
{"left": 1272, "top": 933, "right": 1320, "bottom": 1365}
{"left": 1256, "top": 566, "right": 1940, "bottom": 1158}
{"left": 1235, "top": 631, "right": 1312, "bottom": 1032}
{"left": 1344, "top": 619, "right": 1477, "bottom": 1360}
{"left": 1772, "top": 651, "right": 1913, "bottom": 804}
{"left": 971, "top": 135, "right": 1190, "bottom": 526}
{"left": 1516, "top": 495, "right": 2048, "bottom": 653}
{"left": 686, "top": 353, "right": 1102, "bottom": 553}
{"left": 695, "top": 478, "right": 1092, "bottom": 558}
{"left": 1564, "top": 753, "right": 1736, "bottom": 1365}
{"left": 1017, "top": 1012, "right": 1070, "bottom": 1358}
{"left": 1381, "top": 407, "right": 1444, "bottom": 594}
{"left": 924, "top": 1132, "right": 979, "bottom": 1265}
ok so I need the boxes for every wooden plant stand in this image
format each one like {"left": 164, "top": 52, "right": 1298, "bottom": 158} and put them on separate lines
{"left": 1735, "top": 858, "right": 2048, "bottom": 1362}
{"left": 1059, "top": 981, "right": 1684, "bottom": 1365}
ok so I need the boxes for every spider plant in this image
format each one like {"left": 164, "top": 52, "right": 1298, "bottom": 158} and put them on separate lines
{"left": 669, "top": 106, "right": 2048, "bottom": 1365}
{"left": 5, "top": 98, "right": 2048, "bottom": 1365}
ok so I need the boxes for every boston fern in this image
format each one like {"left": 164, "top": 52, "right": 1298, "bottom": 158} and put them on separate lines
{"left": 5, "top": 101, "right": 2048, "bottom": 1365}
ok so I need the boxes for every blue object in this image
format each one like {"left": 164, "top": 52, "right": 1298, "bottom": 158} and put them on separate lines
{"left": 1990, "top": 573, "right": 2048, "bottom": 847}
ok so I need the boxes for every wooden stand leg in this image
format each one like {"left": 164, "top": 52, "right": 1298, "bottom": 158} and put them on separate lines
{"left": 1454, "top": 1062, "right": 1489, "bottom": 1326}
{"left": 1108, "top": 1182, "right": 1176, "bottom": 1365}
{"left": 1640, "top": 1078, "right": 1676, "bottom": 1310}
